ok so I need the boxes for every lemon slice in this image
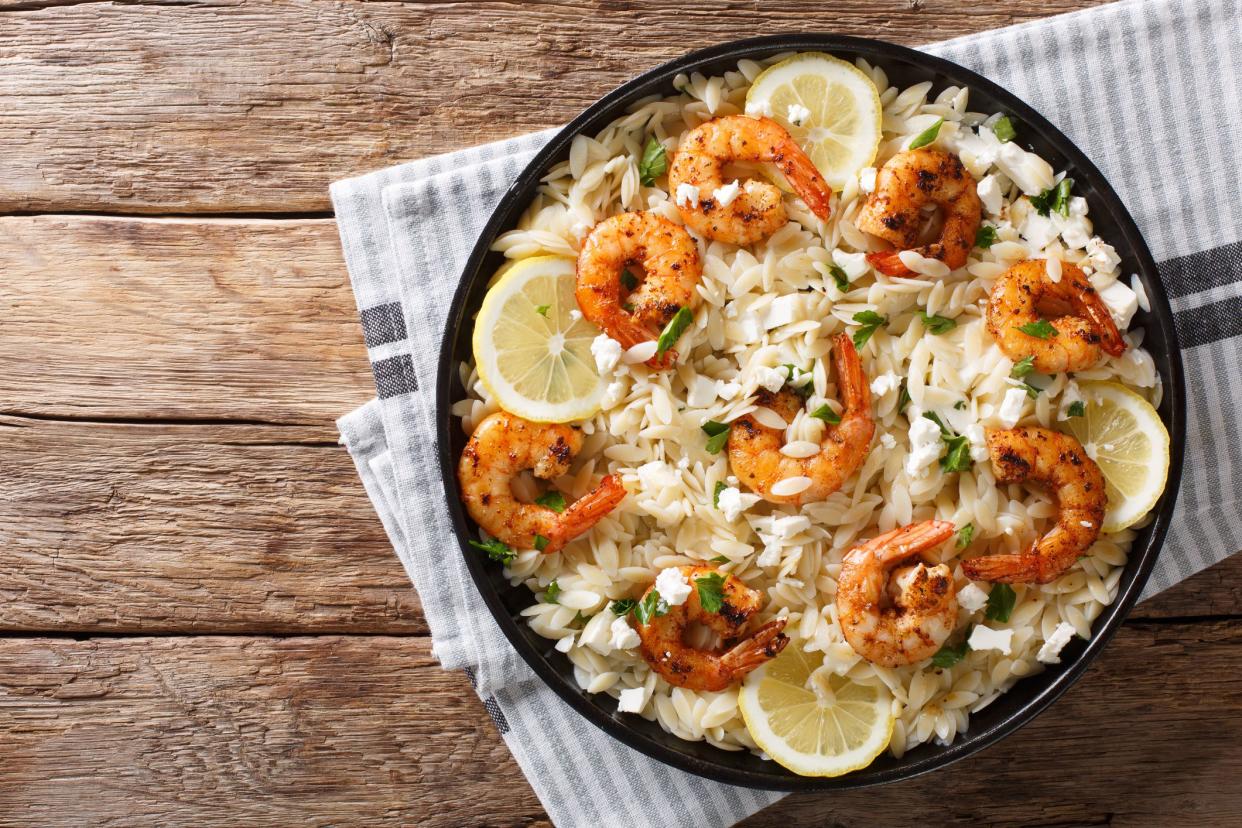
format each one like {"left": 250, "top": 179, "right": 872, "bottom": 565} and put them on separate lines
{"left": 472, "top": 256, "right": 604, "bottom": 423}
{"left": 1064, "top": 381, "right": 1171, "bottom": 533}
{"left": 738, "top": 642, "right": 894, "bottom": 777}
{"left": 745, "top": 52, "right": 883, "bottom": 191}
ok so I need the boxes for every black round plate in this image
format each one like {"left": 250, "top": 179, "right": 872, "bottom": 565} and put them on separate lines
{"left": 435, "top": 34, "right": 1186, "bottom": 790}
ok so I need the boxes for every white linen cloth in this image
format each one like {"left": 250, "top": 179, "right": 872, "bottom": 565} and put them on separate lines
{"left": 332, "top": 1, "right": 1242, "bottom": 824}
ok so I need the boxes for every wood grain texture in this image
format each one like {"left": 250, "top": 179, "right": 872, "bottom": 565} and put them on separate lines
{"left": 0, "top": 416, "right": 422, "bottom": 634}
{"left": 0, "top": 215, "right": 372, "bottom": 427}
{"left": 0, "top": 0, "right": 1111, "bottom": 213}
{"left": 0, "top": 622, "right": 1238, "bottom": 827}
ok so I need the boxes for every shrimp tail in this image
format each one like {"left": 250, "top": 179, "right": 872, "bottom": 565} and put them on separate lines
{"left": 867, "top": 519, "right": 956, "bottom": 567}
{"left": 720, "top": 618, "right": 789, "bottom": 677}
{"left": 832, "top": 332, "right": 871, "bottom": 413}
{"left": 962, "top": 551, "right": 1046, "bottom": 584}
{"left": 543, "top": 474, "right": 627, "bottom": 554}
{"left": 866, "top": 250, "right": 916, "bottom": 278}
{"left": 777, "top": 143, "right": 834, "bottom": 221}
{"left": 1081, "top": 295, "right": 1127, "bottom": 357}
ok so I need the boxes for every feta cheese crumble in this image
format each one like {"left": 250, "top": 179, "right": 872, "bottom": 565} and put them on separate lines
{"left": 786, "top": 103, "right": 812, "bottom": 126}
{"left": 716, "top": 486, "right": 759, "bottom": 522}
{"left": 870, "top": 372, "right": 901, "bottom": 397}
{"left": 957, "top": 583, "right": 990, "bottom": 613}
{"left": 880, "top": 433, "right": 897, "bottom": 450}
{"left": 1036, "top": 622, "right": 1077, "bottom": 664}
{"left": 674, "top": 182, "right": 700, "bottom": 208}
{"left": 590, "top": 334, "right": 622, "bottom": 373}
{"left": 616, "top": 686, "right": 646, "bottom": 713}
{"left": 1099, "top": 279, "right": 1139, "bottom": 328}
{"left": 754, "top": 364, "right": 787, "bottom": 393}
{"left": 968, "top": 625, "right": 1014, "bottom": 655}
{"left": 712, "top": 180, "right": 741, "bottom": 207}
{"left": 905, "top": 416, "right": 943, "bottom": 477}
{"left": 859, "top": 166, "right": 878, "bottom": 193}
{"left": 654, "top": 567, "right": 692, "bottom": 606}
{"left": 997, "top": 387, "right": 1028, "bottom": 428}
{"left": 609, "top": 616, "right": 641, "bottom": 650}
{"left": 976, "top": 174, "right": 1003, "bottom": 216}
{"left": 744, "top": 98, "right": 773, "bottom": 118}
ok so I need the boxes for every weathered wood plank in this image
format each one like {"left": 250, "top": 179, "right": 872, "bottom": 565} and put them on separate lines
{"left": 0, "top": 0, "right": 1111, "bottom": 213}
{"left": 0, "top": 416, "right": 422, "bottom": 634}
{"left": 0, "top": 635, "right": 545, "bottom": 827}
{"left": 0, "top": 622, "right": 1238, "bottom": 827}
{"left": 0, "top": 215, "right": 371, "bottom": 428}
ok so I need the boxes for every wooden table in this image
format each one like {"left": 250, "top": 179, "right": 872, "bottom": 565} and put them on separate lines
{"left": 2, "top": 1, "right": 1238, "bottom": 824}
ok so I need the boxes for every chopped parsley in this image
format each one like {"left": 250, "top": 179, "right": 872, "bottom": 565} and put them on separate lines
{"left": 533, "top": 534, "right": 550, "bottom": 552}
{"left": 897, "top": 379, "right": 911, "bottom": 414}
{"left": 975, "top": 224, "right": 998, "bottom": 249}
{"left": 634, "top": 589, "right": 669, "bottom": 625}
{"left": 1017, "top": 319, "right": 1057, "bottom": 339}
{"left": 620, "top": 269, "right": 640, "bottom": 291}
{"left": 638, "top": 137, "right": 668, "bottom": 186}
{"left": 908, "top": 117, "right": 944, "bottom": 150}
{"left": 712, "top": 481, "right": 727, "bottom": 508}
{"left": 932, "top": 634, "right": 971, "bottom": 668}
{"left": 956, "top": 523, "right": 975, "bottom": 550}
{"left": 535, "top": 304, "right": 550, "bottom": 317}
{"left": 992, "top": 115, "right": 1017, "bottom": 143}
{"left": 919, "top": 311, "right": 958, "bottom": 335}
{"left": 709, "top": 554, "right": 730, "bottom": 564}
{"left": 1067, "top": 400, "right": 1086, "bottom": 418}
{"left": 852, "top": 310, "right": 887, "bottom": 349}
{"left": 1030, "top": 178, "right": 1074, "bottom": 217}
{"left": 1010, "top": 355, "right": 1036, "bottom": 378}
{"left": 469, "top": 538, "right": 516, "bottom": 565}
{"left": 544, "top": 580, "right": 561, "bottom": 604}
{"left": 656, "top": 306, "right": 693, "bottom": 356}
{"left": 810, "top": 404, "right": 842, "bottom": 425}
{"left": 1018, "top": 380, "right": 1043, "bottom": 399}
{"left": 609, "top": 598, "right": 637, "bottom": 616}
{"left": 535, "top": 491, "right": 567, "bottom": 513}
{"left": 702, "top": 420, "right": 730, "bottom": 454}
{"left": 694, "top": 572, "right": 727, "bottom": 613}
{"left": 782, "top": 364, "right": 814, "bottom": 396}
{"left": 828, "top": 263, "right": 850, "bottom": 292}
{"left": 985, "top": 583, "right": 1017, "bottom": 623}
{"left": 923, "top": 412, "right": 974, "bottom": 474}
{"left": 954, "top": 400, "right": 967, "bottom": 410}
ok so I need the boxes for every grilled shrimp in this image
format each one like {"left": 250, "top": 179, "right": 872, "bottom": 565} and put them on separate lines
{"left": 576, "top": 211, "right": 702, "bottom": 368}
{"left": 728, "top": 333, "right": 875, "bottom": 505}
{"left": 632, "top": 565, "right": 789, "bottom": 691}
{"left": 458, "top": 412, "right": 626, "bottom": 554}
{"left": 836, "top": 520, "right": 958, "bottom": 667}
{"left": 855, "top": 148, "right": 982, "bottom": 277}
{"left": 987, "top": 259, "right": 1126, "bottom": 373}
{"left": 962, "top": 427, "right": 1106, "bottom": 584}
{"left": 667, "top": 115, "right": 834, "bottom": 246}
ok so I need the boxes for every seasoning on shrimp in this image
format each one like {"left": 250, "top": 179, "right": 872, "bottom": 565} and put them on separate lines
{"left": 668, "top": 115, "right": 834, "bottom": 246}
{"left": 728, "top": 333, "right": 874, "bottom": 505}
{"left": 962, "top": 427, "right": 1106, "bottom": 584}
{"left": 575, "top": 211, "right": 702, "bottom": 369}
{"left": 836, "top": 520, "right": 958, "bottom": 667}
{"left": 632, "top": 565, "right": 788, "bottom": 691}
{"left": 458, "top": 412, "right": 626, "bottom": 554}
{"left": 854, "top": 148, "right": 982, "bottom": 277}
{"left": 986, "top": 259, "right": 1126, "bottom": 373}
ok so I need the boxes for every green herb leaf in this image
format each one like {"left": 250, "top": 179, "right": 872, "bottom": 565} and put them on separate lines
{"left": 702, "top": 420, "right": 730, "bottom": 454}
{"left": 534, "top": 534, "right": 550, "bottom": 552}
{"left": 898, "top": 380, "right": 911, "bottom": 414}
{"left": 1019, "top": 380, "right": 1042, "bottom": 399}
{"left": 634, "top": 589, "right": 669, "bottom": 625}
{"left": 919, "top": 311, "right": 958, "bottom": 335}
{"left": 954, "top": 400, "right": 967, "bottom": 410}
{"left": 709, "top": 554, "right": 730, "bottom": 564}
{"left": 1067, "top": 400, "right": 1086, "bottom": 418}
{"left": 922, "top": 411, "right": 952, "bottom": 438}
{"left": 469, "top": 538, "right": 516, "bottom": 565}
{"left": 657, "top": 306, "right": 693, "bottom": 356}
{"left": 535, "top": 304, "right": 550, "bottom": 317}
{"left": 985, "top": 583, "right": 1017, "bottom": 623}
{"left": 828, "top": 263, "right": 850, "bottom": 292}
{"left": 610, "top": 598, "right": 637, "bottom": 616}
{"left": 932, "top": 635, "right": 971, "bottom": 668}
{"left": 1010, "top": 355, "right": 1036, "bottom": 378}
{"left": 975, "top": 225, "right": 998, "bottom": 249}
{"left": 694, "top": 572, "right": 727, "bottom": 614}
{"left": 712, "top": 481, "right": 727, "bottom": 509}
{"left": 639, "top": 137, "right": 668, "bottom": 186}
{"left": 1030, "top": 178, "right": 1074, "bottom": 217}
{"left": 1017, "top": 319, "right": 1057, "bottom": 339}
{"left": 620, "top": 269, "right": 639, "bottom": 291}
{"left": 545, "top": 579, "right": 561, "bottom": 604}
{"left": 810, "top": 404, "right": 842, "bottom": 425}
{"left": 992, "top": 115, "right": 1017, "bottom": 143}
{"left": 571, "top": 611, "right": 589, "bottom": 628}
{"left": 908, "top": 117, "right": 944, "bottom": 150}
{"left": 852, "top": 310, "right": 887, "bottom": 349}
{"left": 923, "top": 412, "right": 974, "bottom": 473}
{"left": 535, "top": 491, "right": 567, "bottom": 513}
{"left": 956, "top": 523, "right": 975, "bottom": 550}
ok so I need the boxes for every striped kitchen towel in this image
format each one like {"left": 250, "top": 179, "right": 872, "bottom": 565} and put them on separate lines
{"left": 333, "top": 0, "right": 1241, "bottom": 825}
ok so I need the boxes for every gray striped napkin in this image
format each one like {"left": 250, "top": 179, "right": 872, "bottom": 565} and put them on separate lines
{"left": 333, "top": 0, "right": 1241, "bottom": 824}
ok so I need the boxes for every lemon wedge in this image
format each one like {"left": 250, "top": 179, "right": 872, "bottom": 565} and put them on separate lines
{"left": 745, "top": 52, "right": 883, "bottom": 191}
{"left": 472, "top": 256, "right": 604, "bottom": 423}
{"left": 738, "top": 642, "right": 894, "bottom": 777}
{"left": 1063, "top": 381, "right": 1171, "bottom": 533}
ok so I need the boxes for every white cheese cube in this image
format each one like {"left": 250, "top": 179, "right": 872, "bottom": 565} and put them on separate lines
{"left": 957, "top": 583, "right": 990, "bottom": 613}
{"left": 997, "top": 387, "right": 1028, "bottom": 429}
{"left": 1037, "top": 622, "right": 1077, "bottom": 664}
{"left": 968, "top": 625, "right": 1014, "bottom": 655}
{"left": 654, "top": 567, "right": 692, "bottom": 606}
